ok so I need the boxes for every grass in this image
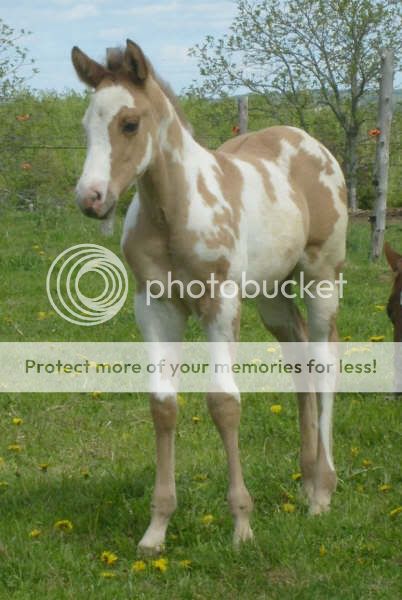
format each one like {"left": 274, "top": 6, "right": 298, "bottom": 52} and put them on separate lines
{"left": 0, "top": 203, "right": 401, "bottom": 599}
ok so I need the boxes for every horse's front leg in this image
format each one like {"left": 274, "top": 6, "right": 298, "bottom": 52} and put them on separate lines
{"left": 203, "top": 293, "right": 253, "bottom": 546}
{"left": 135, "top": 291, "right": 188, "bottom": 555}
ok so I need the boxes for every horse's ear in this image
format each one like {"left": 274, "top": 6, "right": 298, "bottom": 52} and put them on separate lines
{"left": 384, "top": 242, "right": 402, "bottom": 272}
{"left": 71, "top": 46, "right": 107, "bottom": 88}
{"left": 124, "top": 39, "right": 148, "bottom": 84}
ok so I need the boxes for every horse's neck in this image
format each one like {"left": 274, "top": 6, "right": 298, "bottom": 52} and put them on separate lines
{"left": 138, "top": 110, "right": 213, "bottom": 228}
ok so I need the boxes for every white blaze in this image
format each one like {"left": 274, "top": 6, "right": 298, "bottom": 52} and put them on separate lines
{"left": 77, "top": 85, "right": 135, "bottom": 199}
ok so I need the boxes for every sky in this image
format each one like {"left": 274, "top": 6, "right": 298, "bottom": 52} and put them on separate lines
{"left": 1, "top": 0, "right": 238, "bottom": 94}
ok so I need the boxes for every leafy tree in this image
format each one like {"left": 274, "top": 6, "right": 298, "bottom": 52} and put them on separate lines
{"left": 188, "top": 0, "right": 402, "bottom": 210}
{"left": 0, "top": 18, "right": 37, "bottom": 97}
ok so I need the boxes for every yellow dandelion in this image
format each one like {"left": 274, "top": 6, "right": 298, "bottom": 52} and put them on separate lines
{"left": 378, "top": 483, "right": 392, "bottom": 493}
{"left": 370, "top": 335, "right": 385, "bottom": 342}
{"left": 29, "top": 529, "right": 42, "bottom": 539}
{"left": 291, "top": 472, "right": 302, "bottom": 481}
{"left": 37, "top": 311, "right": 47, "bottom": 321}
{"left": 389, "top": 506, "right": 402, "bottom": 518}
{"left": 39, "top": 463, "right": 49, "bottom": 472}
{"left": 362, "top": 459, "right": 373, "bottom": 468}
{"left": 54, "top": 519, "right": 73, "bottom": 532}
{"left": 270, "top": 404, "right": 282, "bottom": 414}
{"left": 131, "top": 560, "right": 146, "bottom": 572}
{"left": 350, "top": 446, "right": 360, "bottom": 457}
{"left": 342, "top": 335, "right": 352, "bottom": 341}
{"left": 32, "top": 244, "right": 41, "bottom": 251}
{"left": 152, "top": 557, "right": 168, "bottom": 572}
{"left": 12, "top": 417, "right": 23, "bottom": 426}
{"left": 193, "top": 473, "right": 208, "bottom": 482}
{"left": 177, "top": 394, "right": 187, "bottom": 407}
{"left": 374, "top": 305, "right": 385, "bottom": 312}
{"left": 282, "top": 502, "right": 296, "bottom": 513}
{"left": 192, "top": 416, "right": 201, "bottom": 424}
{"left": 100, "top": 551, "right": 118, "bottom": 566}
{"left": 201, "top": 514, "right": 215, "bottom": 525}
{"left": 319, "top": 544, "right": 327, "bottom": 556}
{"left": 178, "top": 559, "right": 192, "bottom": 569}
{"left": 8, "top": 444, "right": 22, "bottom": 453}
{"left": 356, "top": 484, "right": 365, "bottom": 493}
{"left": 100, "top": 571, "right": 117, "bottom": 579}
{"left": 91, "top": 390, "right": 101, "bottom": 399}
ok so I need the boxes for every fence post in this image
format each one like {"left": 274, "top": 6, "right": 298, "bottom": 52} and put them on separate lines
{"left": 370, "top": 49, "right": 394, "bottom": 261}
{"left": 237, "top": 95, "right": 248, "bottom": 135}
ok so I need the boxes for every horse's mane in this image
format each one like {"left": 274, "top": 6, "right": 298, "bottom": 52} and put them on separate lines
{"left": 105, "top": 48, "right": 192, "bottom": 134}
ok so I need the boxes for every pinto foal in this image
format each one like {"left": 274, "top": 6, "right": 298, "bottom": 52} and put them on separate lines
{"left": 72, "top": 40, "right": 348, "bottom": 554}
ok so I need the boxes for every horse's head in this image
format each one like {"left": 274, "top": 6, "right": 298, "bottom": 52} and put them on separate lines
{"left": 71, "top": 40, "right": 157, "bottom": 219}
{"left": 384, "top": 242, "right": 402, "bottom": 342}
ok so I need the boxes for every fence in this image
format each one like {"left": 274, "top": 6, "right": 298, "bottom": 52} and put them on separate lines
{"left": 0, "top": 92, "right": 401, "bottom": 212}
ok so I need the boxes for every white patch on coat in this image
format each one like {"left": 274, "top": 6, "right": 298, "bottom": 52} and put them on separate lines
{"left": 319, "top": 393, "right": 335, "bottom": 471}
{"left": 206, "top": 284, "right": 241, "bottom": 401}
{"left": 121, "top": 193, "right": 140, "bottom": 249}
{"left": 136, "top": 134, "right": 153, "bottom": 176}
{"left": 233, "top": 157, "right": 306, "bottom": 287}
{"left": 77, "top": 85, "right": 135, "bottom": 199}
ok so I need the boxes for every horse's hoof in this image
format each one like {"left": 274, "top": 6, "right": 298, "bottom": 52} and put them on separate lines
{"left": 233, "top": 523, "right": 254, "bottom": 548}
{"left": 137, "top": 541, "right": 165, "bottom": 557}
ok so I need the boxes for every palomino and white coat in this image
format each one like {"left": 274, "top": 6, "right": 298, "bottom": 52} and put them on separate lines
{"left": 72, "top": 40, "right": 348, "bottom": 554}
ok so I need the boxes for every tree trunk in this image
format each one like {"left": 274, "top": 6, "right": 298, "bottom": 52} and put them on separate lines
{"left": 371, "top": 49, "right": 394, "bottom": 261}
{"left": 344, "top": 132, "right": 359, "bottom": 212}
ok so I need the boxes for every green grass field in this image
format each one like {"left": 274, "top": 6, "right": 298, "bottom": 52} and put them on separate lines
{"left": 0, "top": 203, "right": 401, "bottom": 599}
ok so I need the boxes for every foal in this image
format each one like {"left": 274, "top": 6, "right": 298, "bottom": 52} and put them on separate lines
{"left": 72, "top": 40, "right": 348, "bottom": 554}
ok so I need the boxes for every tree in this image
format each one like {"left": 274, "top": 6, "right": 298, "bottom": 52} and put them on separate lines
{"left": 188, "top": 0, "right": 402, "bottom": 210}
{"left": 0, "top": 19, "right": 37, "bottom": 97}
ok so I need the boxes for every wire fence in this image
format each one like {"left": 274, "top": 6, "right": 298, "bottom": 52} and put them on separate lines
{"left": 1, "top": 93, "right": 401, "bottom": 211}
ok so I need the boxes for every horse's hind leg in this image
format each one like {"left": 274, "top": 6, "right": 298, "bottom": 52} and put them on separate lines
{"left": 257, "top": 292, "right": 318, "bottom": 504}
{"left": 303, "top": 273, "right": 340, "bottom": 515}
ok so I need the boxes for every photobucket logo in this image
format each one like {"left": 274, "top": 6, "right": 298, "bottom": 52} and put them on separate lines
{"left": 146, "top": 271, "right": 347, "bottom": 305}
{"left": 46, "top": 244, "right": 128, "bottom": 326}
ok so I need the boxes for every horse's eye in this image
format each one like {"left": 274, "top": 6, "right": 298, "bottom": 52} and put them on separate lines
{"left": 122, "top": 121, "right": 139, "bottom": 134}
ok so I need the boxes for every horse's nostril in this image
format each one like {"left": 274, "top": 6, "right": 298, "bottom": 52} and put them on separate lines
{"left": 88, "top": 189, "right": 102, "bottom": 203}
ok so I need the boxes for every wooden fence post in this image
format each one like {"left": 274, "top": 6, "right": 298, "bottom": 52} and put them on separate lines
{"left": 370, "top": 49, "right": 394, "bottom": 261}
{"left": 237, "top": 95, "right": 248, "bottom": 135}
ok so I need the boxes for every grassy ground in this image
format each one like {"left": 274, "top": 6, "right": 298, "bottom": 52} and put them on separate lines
{"left": 0, "top": 203, "right": 401, "bottom": 599}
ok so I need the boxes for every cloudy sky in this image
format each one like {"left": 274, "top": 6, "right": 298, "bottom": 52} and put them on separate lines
{"left": 1, "top": 0, "right": 237, "bottom": 93}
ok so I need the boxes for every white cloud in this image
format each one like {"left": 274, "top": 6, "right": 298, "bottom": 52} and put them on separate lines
{"left": 55, "top": 3, "right": 99, "bottom": 21}
{"left": 98, "top": 27, "right": 129, "bottom": 42}
{"left": 111, "top": 2, "right": 179, "bottom": 17}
